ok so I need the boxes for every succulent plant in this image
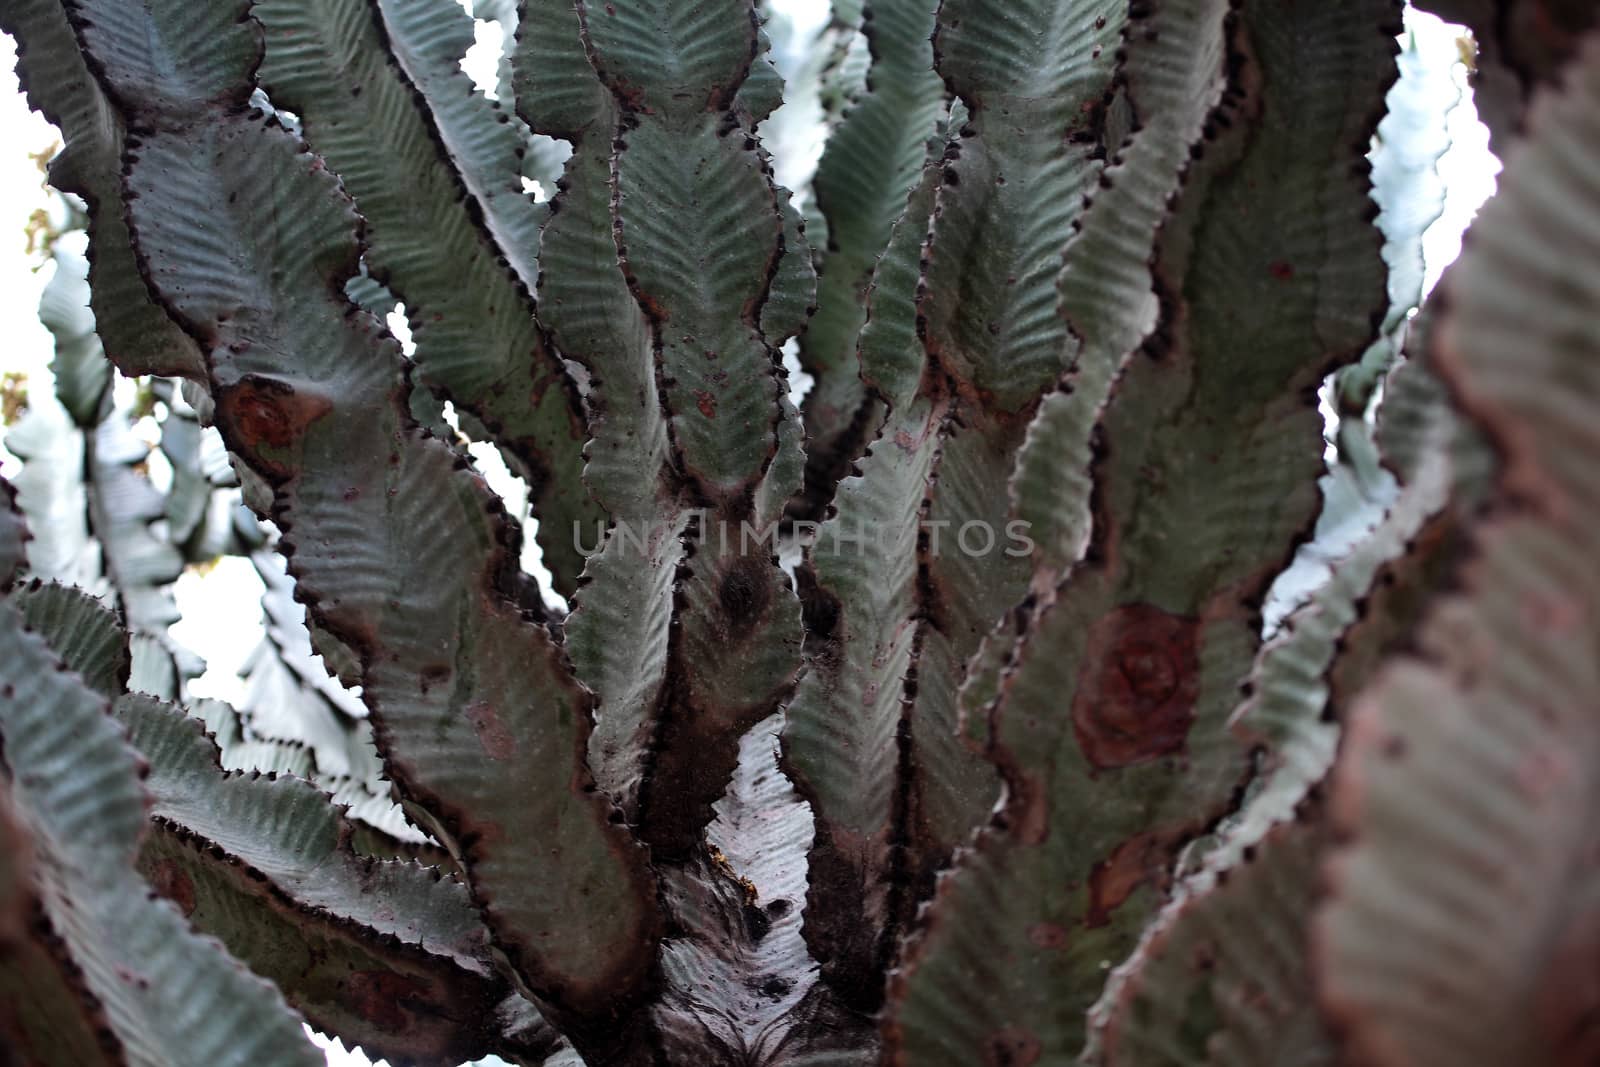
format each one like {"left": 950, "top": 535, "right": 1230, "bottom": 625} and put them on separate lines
{"left": 0, "top": 0, "right": 1595, "bottom": 1064}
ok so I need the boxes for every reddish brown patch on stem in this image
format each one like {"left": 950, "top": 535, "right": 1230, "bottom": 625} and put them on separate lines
{"left": 148, "top": 858, "right": 196, "bottom": 918}
{"left": 347, "top": 971, "right": 428, "bottom": 1032}
{"left": 1027, "top": 923, "right": 1069, "bottom": 949}
{"left": 984, "top": 1026, "right": 1041, "bottom": 1066}
{"left": 694, "top": 390, "right": 718, "bottom": 419}
{"left": 1085, "top": 832, "right": 1171, "bottom": 928}
{"left": 1268, "top": 260, "right": 1295, "bottom": 281}
{"left": 1071, "top": 604, "right": 1200, "bottom": 769}
{"left": 215, "top": 375, "right": 332, "bottom": 478}
{"left": 1010, "top": 769, "right": 1051, "bottom": 846}
{"left": 465, "top": 701, "right": 516, "bottom": 761}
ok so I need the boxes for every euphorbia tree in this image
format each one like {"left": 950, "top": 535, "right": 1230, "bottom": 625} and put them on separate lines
{"left": 0, "top": 0, "right": 1596, "bottom": 1064}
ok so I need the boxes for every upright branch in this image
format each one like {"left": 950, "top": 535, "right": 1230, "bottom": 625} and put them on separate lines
{"left": 61, "top": 0, "right": 662, "bottom": 1056}
{"left": 885, "top": 2, "right": 1399, "bottom": 1060}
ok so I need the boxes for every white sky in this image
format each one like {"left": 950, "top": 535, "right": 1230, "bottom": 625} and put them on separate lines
{"left": 0, "top": 34, "right": 56, "bottom": 419}
{"left": 0, "top": 5, "right": 1494, "bottom": 1067}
